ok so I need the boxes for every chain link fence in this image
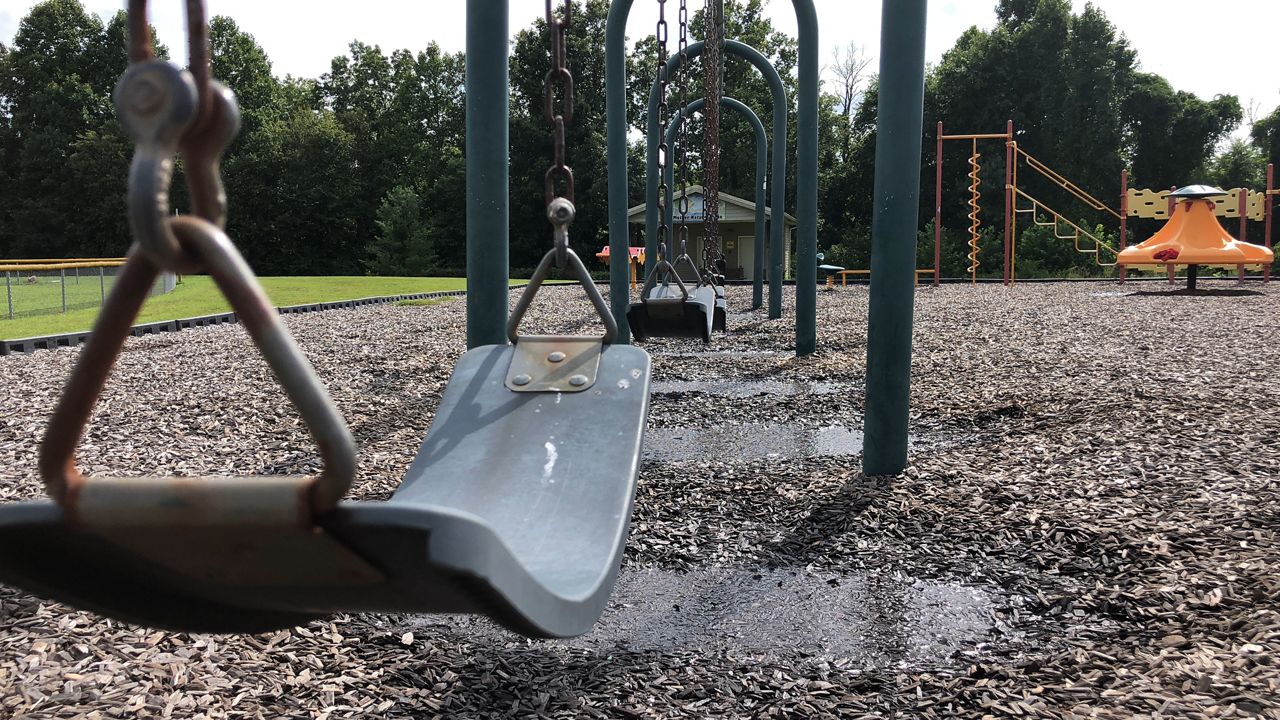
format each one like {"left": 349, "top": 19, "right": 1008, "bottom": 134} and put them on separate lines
{"left": 1, "top": 260, "right": 176, "bottom": 319}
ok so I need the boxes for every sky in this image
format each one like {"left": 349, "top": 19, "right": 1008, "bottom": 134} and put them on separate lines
{"left": 2, "top": 1, "right": 1278, "bottom": 133}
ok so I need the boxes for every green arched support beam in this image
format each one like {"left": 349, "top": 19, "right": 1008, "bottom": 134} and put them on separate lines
{"left": 863, "top": 0, "right": 929, "bottom": 476}
{"left": 607, "top": 0, "right": 818, "bottom": 353}
{"left": 644, "top": 40, "right": 787, "bottom": 321}
{"left": 662, "top": 97, "right": 768, "bottom": 310}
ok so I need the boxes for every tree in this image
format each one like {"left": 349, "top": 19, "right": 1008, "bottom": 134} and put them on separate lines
{"left": 0, "top": 41, "right": 14, "bottom": 257}
{"left": 223, "top": 80, "right": 360, "bottom": 275}
{"left": 1123, "top": 73, "right": 1241, "bottom": 189}
{"left": 828, "top": 42, "right": 872, "bottom": 119}
{"left": 0, "top": 1, "right": 134, "bottom": 258}
{"left": 366, "top": 186, "right": 436, "bottom": 276}
{"left": 1208, "top": 139, "right": 1265, "bottom": 191}
{"left": 902, "top": 0, "right": 1238, "bottom": 277}
{"left": 823, "top": 42, "right": 872, "bottom": 165}
{"left": 318, "top": 41, "right": 465, "bottom": 272}
{"left": 210, "top": 16, "right": 278, "bottom": 149}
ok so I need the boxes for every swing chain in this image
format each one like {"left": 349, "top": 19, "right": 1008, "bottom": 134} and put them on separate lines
{"left": 656, "top": 0, "right": 670, "bottom": 263}
{"left": 544, "top": 0, "right": 576, "bottom": 268}
{"left": 676, "top": 0, "right": 691, "bottom": 257}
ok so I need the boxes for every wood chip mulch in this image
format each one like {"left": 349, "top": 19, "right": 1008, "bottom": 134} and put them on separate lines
{"left": 0, "top": 281, "right": 1277, "bottom": 718}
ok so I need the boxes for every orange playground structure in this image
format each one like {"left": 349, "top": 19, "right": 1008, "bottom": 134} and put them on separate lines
{"left": 1116, "top": 185, "right": 1274, "bottom": 289}
{"left": 596, "top": 246, "right": 645, "bottom": 286}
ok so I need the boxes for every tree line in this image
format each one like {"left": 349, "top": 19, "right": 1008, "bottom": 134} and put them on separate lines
{"left": 0, "top": 0, "right": 1266, "bottom": 278}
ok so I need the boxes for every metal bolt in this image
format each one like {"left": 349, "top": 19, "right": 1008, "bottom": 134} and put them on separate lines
{"left": 513, "top": 374, "right": 532, "bottom": 386}
{"left": 128, "top": 77, "right": 164, "bottom": 115}
{"left": 569, "top": 375, "right": 589, "bottom": 387}
{"left": 547, "top": 351, "right": 567, "bottom": 363}
{"left": 548, "top": 197, "right": 576, "bottom": 226}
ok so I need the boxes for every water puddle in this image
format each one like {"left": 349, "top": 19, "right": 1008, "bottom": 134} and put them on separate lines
{"left": 421, "top": 567, "right": 997, "bottom": 665}
{"left": 645, "top": 424, "right": 863, "bottom": 462}
{"left": 651, "top": 380, "right": 841, "bottom": 398}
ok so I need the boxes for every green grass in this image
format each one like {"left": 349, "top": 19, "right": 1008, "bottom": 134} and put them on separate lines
{"left": 2, "top": 270, "right": 120, "bottom": 317}
{"left": 0, "top": 276, "right": 496, "bottom": 340}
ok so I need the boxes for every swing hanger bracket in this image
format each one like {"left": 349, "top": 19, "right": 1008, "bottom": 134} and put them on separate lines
{"left": 505, "top": 336, "right": 603, "bottom": 393}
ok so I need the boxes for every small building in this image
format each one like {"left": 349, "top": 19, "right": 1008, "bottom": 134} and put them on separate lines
{"left": 627, "top": 185, "right": 797, "bottom": 280}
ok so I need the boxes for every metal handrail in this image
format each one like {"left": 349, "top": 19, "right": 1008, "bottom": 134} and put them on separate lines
{"left": 1012, "top": 188, "right": 1118, "bottom": 266}
{"left": 1014, "top": 145, "right": 1122, "bottom": 220}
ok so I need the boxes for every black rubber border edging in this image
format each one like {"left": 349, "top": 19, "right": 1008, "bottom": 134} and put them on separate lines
{"left": 0, "top": 288, "right": 482, "bottom": 357}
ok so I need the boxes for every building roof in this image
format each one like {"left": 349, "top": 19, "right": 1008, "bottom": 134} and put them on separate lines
{"left": 626, "top": 185, "right": 797, "bottom": 226}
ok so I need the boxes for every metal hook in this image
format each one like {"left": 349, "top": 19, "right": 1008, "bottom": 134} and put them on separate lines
{"left": 119, "top": 0, "right": 240, "bottom": 273}
{"left": 548, "top": 198, "right": 575, "bottom": 269}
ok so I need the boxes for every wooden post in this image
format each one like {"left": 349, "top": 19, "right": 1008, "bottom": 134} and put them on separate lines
{"left": 1119, "top": 169, "right": 1128, "bottom": 284}
{"left": 1004, "top": 119, "right": 1013, "bottom": 285}
{"left": 1239, "top": 189, "right": 1248, "bottom": 284}
{"left": 1267, "top": 164, "right": 1274, "bottom": 283}
{"left": 1168, "top": 188, "right": 1178, "bottom": 285}
{"left": 935, "top": 121, "right": 942, "bottom": 286}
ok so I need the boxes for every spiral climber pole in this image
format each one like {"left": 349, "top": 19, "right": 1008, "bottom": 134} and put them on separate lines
{"left": 967, "top": 139, "right": 982, "bottom": 284}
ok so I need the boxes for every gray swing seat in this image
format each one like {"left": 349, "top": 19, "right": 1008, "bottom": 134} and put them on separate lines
{"left": 0, "top": 249, "right": 651, "bottom": 638}
{"left": 626, "top": 255, "right": 715, "bottom": 343}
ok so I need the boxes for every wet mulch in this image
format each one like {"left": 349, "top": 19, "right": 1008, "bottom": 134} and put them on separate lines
{"left": 1, "top": 280, "right": 1278, "bottom": 718}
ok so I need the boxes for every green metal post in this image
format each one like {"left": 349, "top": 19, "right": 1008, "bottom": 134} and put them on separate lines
{"left": 4, "top": 271, "right": 11, "bottom": 319}
{"left": 60, "top": 268, "right": 67, "bottom": 313}
{"left": 663, "top": 96, "right": 768, "bottom": 309}
{"left": 465, "top": 0, "right": 509, "bottom": 348}
{"left": 645, "top": 40, "right": 787, "bottom": 318}
{"left": 99, "top": 266, "right": 106, "bottom": 305}
{"left": 793, "top": 0, "right": 819, "bottom": 356}
{"left": 606, "top": 0, "right": 635, "bottom": 342}
{"left": 864, "top": 0, "right": 928, "bottom": 476}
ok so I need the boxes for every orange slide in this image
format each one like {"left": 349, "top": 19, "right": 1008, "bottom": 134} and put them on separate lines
{"left": 1116, "top": 185, "right": 1274, "bottom": 269}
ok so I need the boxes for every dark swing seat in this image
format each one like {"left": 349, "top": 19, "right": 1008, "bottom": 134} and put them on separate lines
{"left": 626, "top": 254, "right": 715, "bottom": 343}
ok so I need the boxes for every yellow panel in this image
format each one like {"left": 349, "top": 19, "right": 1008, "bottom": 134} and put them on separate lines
{"left": 1129, "top": 188, "right": 1267, "bottom": 222}
{"left": 1126, "top": 188, "right": 1169, "bottom": 219}
{"left": 1248, "top": 190, "right": 1268, "bottom": 221}
{"left": 1213, "top": 189, "right": 1240, "bottom": 217}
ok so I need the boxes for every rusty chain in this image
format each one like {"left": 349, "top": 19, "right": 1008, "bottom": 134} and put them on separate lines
{"left": 511, "top": 0, "right": 617, "bottom": 342}
{"left": 676, "top": 0, "right": 692, "bottom": 260}
{"left": 40, "top": 0, "right": 356, "bottom": 515}
{"left": 655, "top": 0, "right": 671, "bottom": 264}
{"left": 544, "top": 0, "right": 576, "bottom": 267}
